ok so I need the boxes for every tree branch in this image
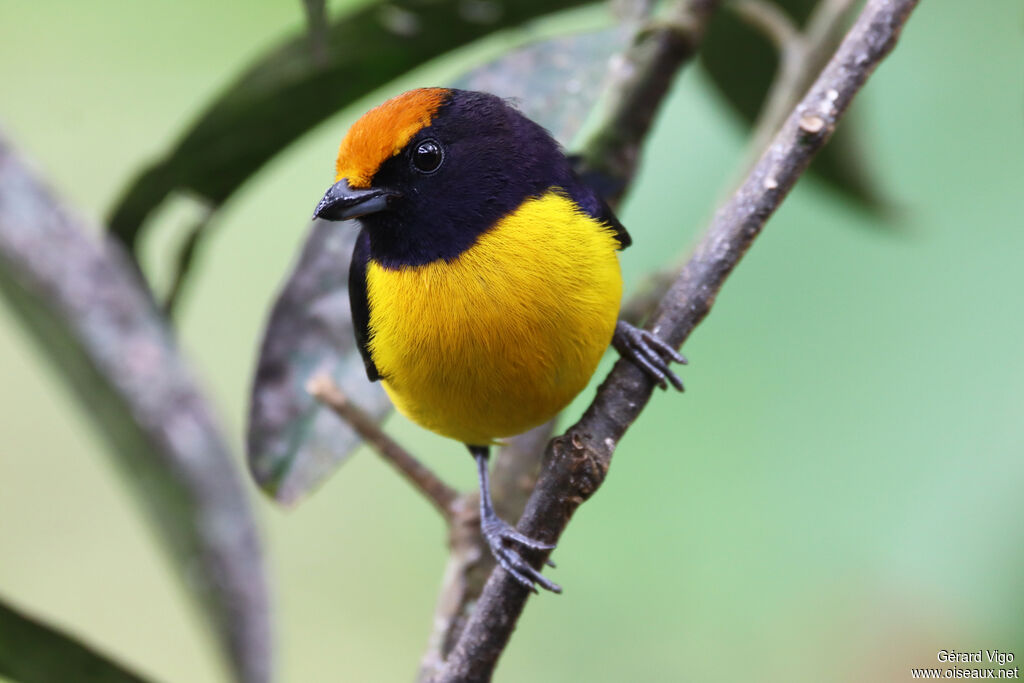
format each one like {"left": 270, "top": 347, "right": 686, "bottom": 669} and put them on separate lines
{"left": 307, "top": 373, "right": 459, "bottom": 519}
{"left": 739, "top": 0, "right": 859, "bottom": 176}
{"left": 620, "top": 0, "right": 860, "bottom": 331}
{"left": 433, "top": 0, "right": 919, "bottom": 680}
{"left": 575, "top": 0, "right": 721, "bottom": 206}
{"left": 416, "top": 0, "right": 721, "bottom": 675}
{"left": 417, "top": 421, "right": 556, "bottom": 682}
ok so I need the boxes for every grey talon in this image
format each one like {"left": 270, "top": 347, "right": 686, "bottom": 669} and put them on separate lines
{"left": 613, "top": 320, "right": 687, "bottom": 392}
{"left": 469, "top": 444, "right": 561, "bottom": 593}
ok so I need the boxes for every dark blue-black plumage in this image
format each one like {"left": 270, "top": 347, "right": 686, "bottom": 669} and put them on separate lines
{"left": 348, "top": 230, "right": 379, "bottom": 381}
{"left": 344, "top": 89, "right": 631, "bottom": 382}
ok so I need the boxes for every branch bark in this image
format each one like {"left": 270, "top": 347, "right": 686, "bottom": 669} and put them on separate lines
{"left": 575, "top": 0, "right": 721, "bottom": 206}
{"left": 415, "top": 1, "right": 722, "bottom": 675}
{"left": 417, "top": 421, "right": 556, "bottom": 682}
{"left": 433, "top": 0, "right": 919, "bottom": 680}
{"left": 738, "top": 0, "right": 859, "bottom": 177}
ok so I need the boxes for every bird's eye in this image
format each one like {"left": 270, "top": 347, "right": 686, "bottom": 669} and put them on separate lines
{"left": 411, "top": 139, "right": 444, "bottom": 174}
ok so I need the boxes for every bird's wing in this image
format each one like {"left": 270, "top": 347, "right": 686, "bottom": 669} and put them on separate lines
{"left": 565, "top": 159, "right": 632, "bottom": 250}
{"left": 593, "top": 197, "right": 632, "bottom": 249}
{"left": 572, "top": 187, "right": 632, "bottom": 250}
{"left": 349, "top": 229, "right": 381, "bottom": 382}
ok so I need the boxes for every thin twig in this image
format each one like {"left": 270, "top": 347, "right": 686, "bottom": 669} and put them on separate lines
{"left": 307, "top": 373, "right": 459, "bottom": 519}
{"left": 433, "top": 0, "right": 919, "bottom": 680}
{"left": 417, "top": 495, "right": 482, "bottom": 683}
{"left": 732, "top": 0, "right": 801, "bottom": 51}
{"left": 739, "top": 0, "right": 859, "bottom": 176}
{"left": 804, "top": 0, "right": 860, "bottom": 61}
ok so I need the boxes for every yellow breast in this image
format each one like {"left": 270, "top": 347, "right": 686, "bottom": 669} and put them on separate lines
{"left": 365, "top": 190, "right": 623, "bottom": 445}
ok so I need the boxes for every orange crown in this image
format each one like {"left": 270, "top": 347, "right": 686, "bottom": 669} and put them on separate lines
{"left": 335, "top": 88, "right": 449, "bottom": 188}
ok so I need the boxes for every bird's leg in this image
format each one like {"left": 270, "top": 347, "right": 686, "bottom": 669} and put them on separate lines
{"left": 613, "top": 320, "right": 688, "bottom": 391}
{"left": 469, "top": 445, "right": 561, "bottom": 594}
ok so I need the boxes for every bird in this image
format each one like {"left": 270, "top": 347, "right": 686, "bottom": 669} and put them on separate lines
{"left": 313, "top": 87, "right": 685, "bottom": 593}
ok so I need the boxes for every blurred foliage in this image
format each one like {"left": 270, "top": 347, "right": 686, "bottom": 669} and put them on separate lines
{"left": 106, "top": 0, "right": 598, "bottom": 260}
{"left": 700, "top": 0, "right": 885, "bottom": 207}
{"left": 0, "top": 139, "right": 270, "bottom": 682}
{"left": 0, "top": 599, "right": 149, "bottom": 683}
{"left": 702, "top": 0, "right": 820, "bottom": 125}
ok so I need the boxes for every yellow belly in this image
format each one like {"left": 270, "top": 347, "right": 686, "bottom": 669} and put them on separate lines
{"left": 365, "top": 190, "right": 623, "bottom": 445}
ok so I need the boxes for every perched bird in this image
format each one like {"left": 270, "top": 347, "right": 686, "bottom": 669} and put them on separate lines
{"left": 313, "top": 88, "right": 684, "bottom": 592}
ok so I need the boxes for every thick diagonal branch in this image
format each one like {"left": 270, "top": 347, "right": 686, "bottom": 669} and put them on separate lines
{"left": 417, "top": 1, "right": 721, "bottom": 677}
{"left": 738, "top": 0, "right": 859, "bottom": 178}
{"left": 433, "top": 0, "right": 919, "bottom": 680}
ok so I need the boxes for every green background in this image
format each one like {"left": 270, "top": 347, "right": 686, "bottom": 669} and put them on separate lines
{"left": 1, "top": 1, "right": 1021, "bottom": 681}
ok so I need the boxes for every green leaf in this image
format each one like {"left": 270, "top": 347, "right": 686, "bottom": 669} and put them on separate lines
{"left": 0, "top": 598, "right": 150, "bottom": 683}
{"left": 107, "top": 0, "right": 601, "bottom": 254}
{"left": 248, "top": 221, "right": 392, "bottom": 504}
{"left": 0, "top": 135, "right": 272, "bottom": 683}
{"left": 699, "top": 1, "right": 884, "bottom": 209}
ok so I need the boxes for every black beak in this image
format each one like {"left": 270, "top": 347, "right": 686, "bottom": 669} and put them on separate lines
{"left": 313, "top": 179, "right": 398, "bottom": 221}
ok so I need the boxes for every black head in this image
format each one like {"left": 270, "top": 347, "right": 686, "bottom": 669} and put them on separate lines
{"left": 314, "top": 88, "right": 610, "bottom": 268}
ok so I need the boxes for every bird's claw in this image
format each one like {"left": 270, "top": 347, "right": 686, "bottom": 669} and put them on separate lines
{"left": 613, "top": 320, "right": 687, "bottom": 391}
{"left": 482, "top": 516, "right": 561, "bottom": 594}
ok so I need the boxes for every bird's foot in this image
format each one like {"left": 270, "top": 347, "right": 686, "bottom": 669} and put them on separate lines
{"left": 481, "top": 513, "right": 561, "bottom": 594}
{"left": 613, "top": 320, "right": 687, "bottom": 391}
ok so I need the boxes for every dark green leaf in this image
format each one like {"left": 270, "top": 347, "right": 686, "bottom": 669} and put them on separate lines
{"left": 0, "top": 598, "right": 150, "bottom": 683}
{"left": 107, "top": 0, "right": 601, "bottom": 253}
{"left": 700, "top": 1, "right": 884, "bottom": 209}
{"left": 0, "top": 135, "right": 272, "bottom": 683}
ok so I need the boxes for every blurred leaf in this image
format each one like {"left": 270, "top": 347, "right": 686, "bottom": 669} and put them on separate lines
{"left": 107, "top": 0, "right": 601, "bottom": 255}
{"left": 0, "top": 135, "right": 272, "bottom": 683}
{"left": 699, "top": 0, "right": 884, "bottom": 208}
{"left": 452, "top": 26, "right": 630, "bottom": 146}
{"left": 247, "top": 27, "right": 628, "bottom": 505}
{"left": 248, "top": 221, "right": 392, "bottom": 505}
{"left": 0, "top": 598, "right": 150, "bottom": 683}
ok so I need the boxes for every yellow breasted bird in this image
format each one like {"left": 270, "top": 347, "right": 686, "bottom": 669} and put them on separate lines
{"left": 313, "top": 88, "right": 684, "bottom": 592}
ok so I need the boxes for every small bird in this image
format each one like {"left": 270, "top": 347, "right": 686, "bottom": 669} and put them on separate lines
{"left": 313, "top": 88, "right": 684, "bottom": 592}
